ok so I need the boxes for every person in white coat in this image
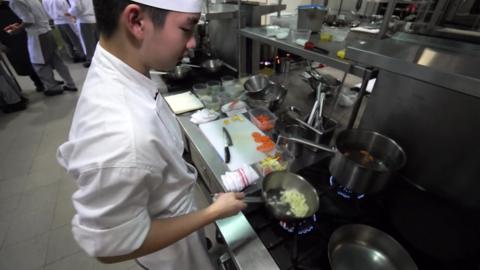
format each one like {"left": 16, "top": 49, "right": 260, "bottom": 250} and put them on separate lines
{"left": 67, "top": 0, "right": 97, "bottom": 68}
{"left": 42, "top": 0, "right": 86, "bottom": 63}
{"left": 56, "top": 1, "right": 247, "bottom": 269}
{"left": 5, "top": 0, "right": 78, "bottom": 96}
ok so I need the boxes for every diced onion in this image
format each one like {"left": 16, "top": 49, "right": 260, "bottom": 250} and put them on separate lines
{"left": 280, "top": 190, "right": 309, "bottom": 217}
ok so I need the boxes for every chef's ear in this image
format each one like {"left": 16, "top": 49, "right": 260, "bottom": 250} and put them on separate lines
{"left": 123, "top": 4, "right": 146, "bottom": 39}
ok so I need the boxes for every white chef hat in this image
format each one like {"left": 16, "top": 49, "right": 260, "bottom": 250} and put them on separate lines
{"left": 130, "top": 0, "right": 203, "bottom": 13}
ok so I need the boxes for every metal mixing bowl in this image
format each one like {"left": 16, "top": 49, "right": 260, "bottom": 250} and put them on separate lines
{"left": 244, "top": 75, "right": 271, "bottom": 96}
{"left": 245, "top": 83, "right": 287, "bottom": 110}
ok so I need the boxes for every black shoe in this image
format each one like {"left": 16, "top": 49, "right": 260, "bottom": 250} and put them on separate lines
{"left": 83, "top": 61, "right": 91, "bottom": 68}
{"left": 20, "top": 96, "right": 29, "bottom": 103}
{"left": 63, "top": 85, "right": 78, "bottom": 91}
{"left": 55, "top": 80, "right": 64, "bottom": 85}
{"left": 35, "top": 86, "right": 45, "bottom": 92}
{"left": 73, "top": 56, "right": 86, "bottom": 63}
{"left": 43, "top": 89, "right": 64, "bottom": 96}
{"left": 1, "top": 100, "right": 27, "bottom": 113}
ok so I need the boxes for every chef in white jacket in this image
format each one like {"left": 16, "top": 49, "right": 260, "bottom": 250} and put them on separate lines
{"left": 57, "top": 1, "right": 247, "bottom": 269}
{"left": 42, "top": 0, "right": 86, "bottom": 63}
{"left": 6, "top": 0, "right": 77, "bottom": 95}
{"left": 67, "top": 0, "right": 98, "bottom": 67}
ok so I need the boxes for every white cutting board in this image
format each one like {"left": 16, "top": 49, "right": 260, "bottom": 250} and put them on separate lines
{"left": 199, "top": 115, "right": 268, "bottom": 171}
{"left": 164, "top": 91, "right": 204, "bottom": 114}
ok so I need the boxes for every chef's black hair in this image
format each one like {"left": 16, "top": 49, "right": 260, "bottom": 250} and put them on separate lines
{"left": 93, "top": 0, "right": 169, "bottom": 38}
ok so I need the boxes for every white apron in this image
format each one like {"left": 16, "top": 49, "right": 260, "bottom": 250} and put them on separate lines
{"left": 136, "top": 95, "right": 215, "bottom": 270}
{"left": 27, "top": 34, "right": 45, "bottom": 64}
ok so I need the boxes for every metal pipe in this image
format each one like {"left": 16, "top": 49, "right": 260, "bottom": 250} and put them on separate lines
{"left": 307, "top": 100, "right": 319, "bottom": 126}
{"left": 293, "top": 117, "right": 325, "bottom": 136}
{"left": 337, "top": 0, "right": 344, "bottom": 16}
{"left": 237, "top": 0, "right": 242, "bottom": 78}
{"left": 347, "top": 69, "right": 373, "bottom": 129}
{"left": 316, "top": 92, "right": 326, "bottom": 131}
{"left": 277, "top": 135, "right": 336, "bottom": 154}
{"left": 328, "top": 69, "right": 348, "bottom": 118}
{"left": 378, "top": 0, "right": 396, "bottom": 39}
{"left": 277, "top": 0, "right": 282, "bottom": 17}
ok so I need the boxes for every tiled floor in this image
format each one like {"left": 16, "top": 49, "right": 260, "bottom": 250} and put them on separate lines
{"left": 0, "top": 62, "right": 145, "bottom": 270}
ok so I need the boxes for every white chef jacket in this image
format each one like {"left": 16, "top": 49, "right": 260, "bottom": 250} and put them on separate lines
{"left": 68, "top": 0, "right": 95, "bottom": 23}
{"left": 57, "top": 45, "right": 214, "bottom": 270}
{"left": 42, "top": 0, "right": 71, "bottom": 25}
{"left": 9, "top": 0, "right": 51, "bottom": 64}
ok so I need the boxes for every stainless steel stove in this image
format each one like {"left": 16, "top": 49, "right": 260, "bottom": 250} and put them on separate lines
{"left": 240, "top": 159, "right": 480, "bottom": 270}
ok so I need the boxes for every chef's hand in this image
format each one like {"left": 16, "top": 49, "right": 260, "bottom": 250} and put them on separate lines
{"left": 3, "top": 23, "right": 22, "bottom": 35}
{"left": 209, "top": 192, "right": 247, "bottom": 219}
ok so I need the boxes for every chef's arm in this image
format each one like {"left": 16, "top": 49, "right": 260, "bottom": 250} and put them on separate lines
{"left": 97, "top": 192, "right": 246, "bottom": 264}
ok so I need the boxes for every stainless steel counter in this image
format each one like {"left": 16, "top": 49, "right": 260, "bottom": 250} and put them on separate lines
{"left": 177, "top": 115, "right": 280, "bottom": 270}
{"left": 177, "top": 110, "right": 330, "bottom": 270}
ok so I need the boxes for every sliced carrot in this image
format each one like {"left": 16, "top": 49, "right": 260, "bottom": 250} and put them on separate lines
{"left": 253, "top": 135, "right": 273, "bottom": 143}
{"left": 254, "top": 136, "right": 270, "bottom": 143}
{"left": 257, "top": 142, "right": 275, "bottom": 153}
{"left": 254, "top": 114, "right": 274, "bottom": 131}
{"left": 265, "top": 138, "right": 274, "bottom": 145}
{"left": 252, "top": 132, "right": 262, "bottom": 138}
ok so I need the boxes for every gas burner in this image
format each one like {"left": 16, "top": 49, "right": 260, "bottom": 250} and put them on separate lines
{"left": 279, "top": 214, "right": 317, "bottom": 235}
{"left": 329, "top": 176, "right": 366, "bottom": 200}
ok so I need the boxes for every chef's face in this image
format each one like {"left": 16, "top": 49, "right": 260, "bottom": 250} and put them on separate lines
{"left": 142, "top": 12, "right": 199, "bottom": 71}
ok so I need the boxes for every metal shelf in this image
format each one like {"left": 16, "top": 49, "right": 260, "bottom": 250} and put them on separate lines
{"left": 239, "top": 27, "right": 368, "bottom": 77}
{"left": 204, "top": 3, "right": 286, "bottom": 21}
{"left": 204, "top": 4, "right": 237, "bottom": 21}
{"left": 366, "top": 0, "right": 433, "bottom": 3}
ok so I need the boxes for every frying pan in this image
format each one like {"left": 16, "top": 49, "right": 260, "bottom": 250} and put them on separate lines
{"left": 328, "top": 224, "right": 418, "bottom": 270}
{"left": 245, "top": 171, "right": 320, "bottom": 221}
{"left": 150, "top": 66, "right": 192, "bottom": 80}
{"left": 201, "top": 59, "right": 224, "bottom": 73}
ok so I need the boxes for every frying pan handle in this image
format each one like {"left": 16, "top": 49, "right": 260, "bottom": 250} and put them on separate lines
{"left": 243, "top": 197, "right": 264, "bottom": 203}
{"left": 212, "top": 194, "right": 263, "bottom": 203}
